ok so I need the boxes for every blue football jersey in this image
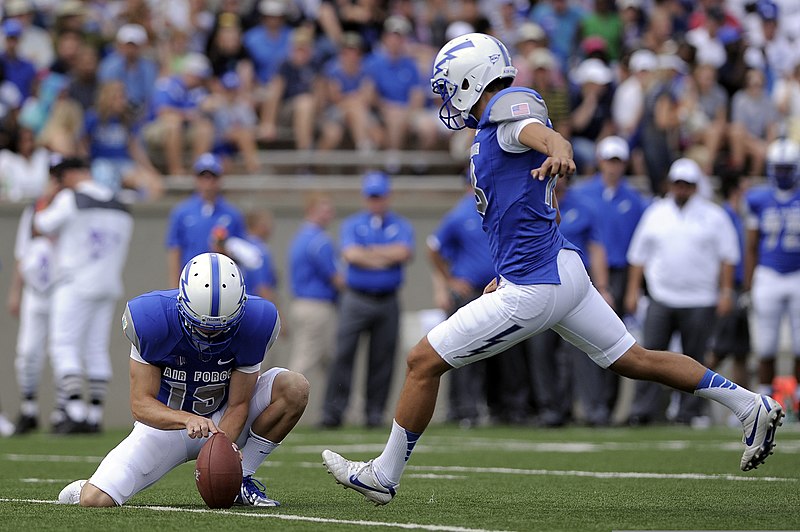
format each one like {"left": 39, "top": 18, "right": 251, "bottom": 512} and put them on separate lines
{"left": 745, "top": 185, "right": 800, "bottom": 274}
{"left": 122, "top": 289, "right": 279, "bottom": 416}
{"left": 472, "top": 87, "right": 578, "bottom": 284}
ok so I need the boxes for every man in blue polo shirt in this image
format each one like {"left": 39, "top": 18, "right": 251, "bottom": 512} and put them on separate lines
{"left": 97, "top": 24, "right": 158, "bottom": 120}
{"left": 164, "top": 153, "right": 260, "bottom": 286}
{"left": 288, "top": 192, "right": 343, "bottom": 422}
{"left": 321, "top": 172, "right": 414, "bottom": 428}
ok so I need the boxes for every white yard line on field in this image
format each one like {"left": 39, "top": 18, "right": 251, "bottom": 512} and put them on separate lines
{"left": 0, "top": 498, "right": 509, "bottom": 532}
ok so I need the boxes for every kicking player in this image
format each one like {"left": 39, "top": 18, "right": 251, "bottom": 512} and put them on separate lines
{"left": 322, "top": 33, "right": 785, "bottom": 505}
{"left": 744, "top": 139, "right": 800, "bottom": 414}
{"left": 57, "top": 252, "right": 309, "bottom": 507}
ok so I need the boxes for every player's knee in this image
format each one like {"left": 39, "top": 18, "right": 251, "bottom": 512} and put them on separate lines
{"left": 275, "top": 371, "right": 310, "bottom": 414}
{"left": 407, "top": 338, "right": 449, "bottom": 378}
{"left": 79, "top": 483, "right": 116, "bottom": 507}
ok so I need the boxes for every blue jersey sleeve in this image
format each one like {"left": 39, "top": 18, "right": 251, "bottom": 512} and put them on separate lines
{"left": 164, "top": 203, "right": 185, "bottom": 249}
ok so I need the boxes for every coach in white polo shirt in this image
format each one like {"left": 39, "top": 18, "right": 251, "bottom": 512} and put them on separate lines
{"left": 623, "top": 158, "right": 740, "bottom": 426}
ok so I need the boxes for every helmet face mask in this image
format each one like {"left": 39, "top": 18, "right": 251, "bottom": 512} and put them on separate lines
{"left": 766, "top": 139, "right": 800, "bottom": 191}
{"left": 177, "top": 252, "right": 246, "bottom": 359}
{"left": 430, "top": 33, "right": 517, "bottom": 131}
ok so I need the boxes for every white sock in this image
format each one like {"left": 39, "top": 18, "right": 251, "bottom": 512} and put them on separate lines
{"left": 65, "top": 399, "right": 87, "bottom": 422}
{"left": 21, "top": 400, "right": 38, "bottom": 417}
{"left": 694, "top": 369, "right": 757, "bottom": 422}
{"left": 240, "top": 428, "right": 279, "bottom": 477}
{"left": 373, "top": 419, "right": 422, "bottom": 487}
{"left": 86, "top": 404, "right": 103, "bottom": 425}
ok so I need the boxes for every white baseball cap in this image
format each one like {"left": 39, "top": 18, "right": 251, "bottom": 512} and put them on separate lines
{"left": 668, "top": 158, "right": 703, "bottom": 184}
{"left": 573, "top": 58, "right": 613, "bottom": 85}
{"left": 181, "top": 53, "right": 211, "bottom": 79}
{"left": 117, "top": 24, "right": 148, "bottom": 45}
{"left": 596, "top": 136, "right": 630, "bottom": 161}
{"left": 629, "top": 49, "right": 658, "bottom": 72}
{"left": 259, "top": 0, "right": 286, "bottom": 16}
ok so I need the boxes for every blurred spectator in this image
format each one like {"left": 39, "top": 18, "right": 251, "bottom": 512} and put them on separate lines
{"left": 729, "top": 68, "right": 778, "bottom": 175}
{"left": 743, "top": 139, "right": 800, "bottom": 405}
{"left": 511, "top": 22, "right": 547, "bottom": 89}
{"left": 97, "top": 24, "right": 159, "bottom": 120}
{"left": 37, "top": 97, "right": 84, "bottom": 157}
{"left": 686, "top": 5, "right": 728, "bottom": 69}
{"left": 1, "top": 19, "right": 37, "bottom": 101}
{"left": 491, "top": 0, "right": 526, "bottom": 53}
{"left": 679, "top": 62, "right": 729, "bottom": 175}
{"left": 243, "top": 207, "right": 279, "bottom": 304}
{"left": 774, "top": 61, "right": 800, "bottom": 144}
{"left": 612, "top": 49, "right": 657, "bottom": 147}
{"left": 53, "top": 0, "right": 89, "bottom": 35}
{"left": 0, "top": 0, "right": 55, "bottom": 70}
{"left": 48, "top": 28, "right": 84, "bottom": 75}
{"left": 618, "top": 0, "right": 646, "bottom": 52}
{"left": 527, "top": 48, "right": 571, "bottom": 137}
{"left": 641, "top": 6, "right": 675, "bottom": 56}
{"left": 530, "top": 0, "right": 586, "bottom": 73}
{"left": 158, "top": 27, "right": 193, "bottom": 77}
{"left": 67, "top": 44, "right": 100, "bottom": 112}
{"left": 321, "top": 172, "right": 414, "bottom": 428}
{"left": 0, "top": 127, "right": 49, "bottom": 201}
{"left": 259, "top": 27, "right": 319, "bottom": 151}
{"left": 318, "top": 31, "right": 381, "bottom": 152}
{"left": 569, "top": 58, "right": 615, "bottom": 175}
{"left": 209, "top": 71, "right": 261, "bottom": 173}
{"left": 364, "top": 16, "right": 431, "bottom": 154}
{"left": 625, "top": 158, "right": 739, "bottom": 426}
{"left": 142, "top": 52, "right": 213, "bottom": 175}
{"left": 0, "top": 60, "right": 23, "bottom": 148}
{"left": 580, "top": 0, "right": 622, "bottom": 62}
{"left": 743, "top": 0, "right": 793, "bottom": 93}
{"left": 164, "top": 153, "right": 260, "bottom": 285}
{"left": 641, "top": 54, "right": 685, "bottom": 195}
{"left": 83, "top": 81, "right": 163, "bottom": 200}
{"left": 287, "top": 191, "right": 342, "bottom": 396}
{"left": 205, "top": 11, "right": 255, "bottom": 88}
{"left": 243, "top": 0, "right": 292, "bottom": 86}
{"left": 577, "top": 136, "right": 648, "bottom": 315}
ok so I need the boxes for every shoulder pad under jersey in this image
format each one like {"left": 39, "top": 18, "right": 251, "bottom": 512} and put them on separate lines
{"left": 487, "top": 89, "right": 549, "bottom": 125}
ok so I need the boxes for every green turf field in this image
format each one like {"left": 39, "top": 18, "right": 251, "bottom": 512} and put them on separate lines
{"left": 1, "top": 423, "right": 799, "bottom": 531}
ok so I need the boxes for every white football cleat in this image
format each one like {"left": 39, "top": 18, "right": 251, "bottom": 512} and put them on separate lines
{"left": 234, "top": 476, "right": 281, "bottom": 507}
{"left": 321, "top": 449, "right": 397, "bottom": 505}
{"left": 58, "top": 480, "right": 87, "bottom": 505}
{"left": 740, "top": 395, "right": 784, "bottom": 471}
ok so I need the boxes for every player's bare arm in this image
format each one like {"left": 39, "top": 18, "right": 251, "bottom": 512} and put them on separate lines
{"left": 216, "top": 369, "right": 259, "bottom": 442}
{"left": 519, "top": 122, "right": 576, "bottom": 181}
{"left": 129, "top": 358, "right": 219, "bottom": 438}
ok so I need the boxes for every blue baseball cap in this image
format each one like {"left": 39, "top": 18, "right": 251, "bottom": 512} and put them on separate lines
{"left": 220, "top": 71, "right": 240, "bottom": 90}
{"left": 2, "top": 19, "right": 23, "bottom": 38}
{"left": 361, "top": 171, "right": 390, "bottom": 197}
{"left": 193, "top": 153, "right": 222, "bottom": 176}
{"left": 757, "top": 0, "right": 778, "bottom": 20}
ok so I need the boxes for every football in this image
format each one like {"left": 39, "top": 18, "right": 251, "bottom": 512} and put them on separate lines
{"left": 195, "top": 432, "right": 242, "bottom": 508}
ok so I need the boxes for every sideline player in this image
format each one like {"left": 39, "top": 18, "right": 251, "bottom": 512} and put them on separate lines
{"left": 57, "top": 253, "right": 309, "bottom": 507}
{"left": 744, "top": 139, "right": 800, "bottom": 412}
{"left": 322, "top": 33, "right": 784, "bottom": 505}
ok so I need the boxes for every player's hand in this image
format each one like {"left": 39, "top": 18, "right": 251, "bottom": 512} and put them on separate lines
{"left": 185, "top": 416, "right": 220, "bottom": 439}
{"left": 483, "top": 277, "right": 498, "bottom": 294}
{"left": 531, "top": 156, "right": 575, "bottom": 181}
{"left": 717, "top": 290, "right": 734, "bottom": 317}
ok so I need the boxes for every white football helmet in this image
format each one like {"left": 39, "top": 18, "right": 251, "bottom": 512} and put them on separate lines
{"left": 177, "top": 252, "right": 246, "bottom": 356}
{"left": 766, "top": 138, "right": 800, "bottom": 190}
{"left": 430, "top": 32, "right": 517, "bottom": 130}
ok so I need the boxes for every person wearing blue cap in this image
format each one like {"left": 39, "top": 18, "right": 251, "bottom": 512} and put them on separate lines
{"left": 164, "top": 153, "right": 262, "bottom": 286}
{"left": 320, "top": 172, "right": 415, "bottom": 428}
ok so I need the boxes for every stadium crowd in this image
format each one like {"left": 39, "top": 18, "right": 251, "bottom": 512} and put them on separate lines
{"left": 0, "top": 0, "right": 797, "bottom": 198}
{"left": 1, "top": 0, "right": 799, "bottom": 435}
